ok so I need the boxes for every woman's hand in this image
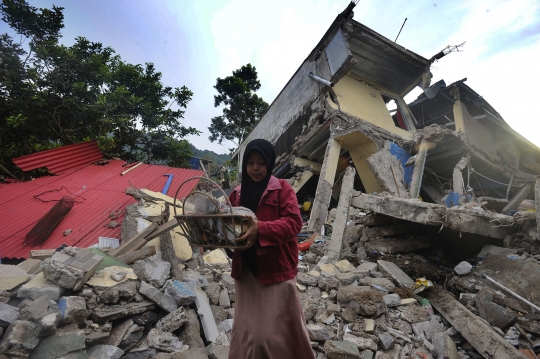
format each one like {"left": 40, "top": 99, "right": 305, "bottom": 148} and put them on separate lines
{"left": 235, "top": 215, "right": 259, "bottom": 249}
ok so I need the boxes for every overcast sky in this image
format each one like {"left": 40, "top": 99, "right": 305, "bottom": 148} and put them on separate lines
{"left": 2, "top": 0, "right": 539, "bottom": 154}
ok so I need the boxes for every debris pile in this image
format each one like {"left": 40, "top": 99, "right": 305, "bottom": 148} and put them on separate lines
{"left": 1, "top": 184, "right": 539, "bottom": 359}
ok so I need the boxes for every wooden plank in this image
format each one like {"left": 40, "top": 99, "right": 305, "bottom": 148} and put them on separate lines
{"left": 109, "top": 223, "right": 158, "bottom": 258}
{"left": 144, "top": 219, "right": 180, "bottom": 242}
{"left": 17, "top": 259, "right": 41, "bottom": 274}
{"left": 428, "top": 288, "right": 528, "bottom": 359}
{"left": 116, "top": 246, "right": 156, "bottom": 264}
{"left": 30, "top": 249, "right": 56, "bottom": 261}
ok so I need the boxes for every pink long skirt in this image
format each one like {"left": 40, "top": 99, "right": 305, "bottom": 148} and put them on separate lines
{"left": 228, "top": 267, "right": 315, "bottom": 359}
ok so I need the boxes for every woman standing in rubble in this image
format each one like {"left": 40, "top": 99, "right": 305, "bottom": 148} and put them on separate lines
{"left": 227, "top": 139, "right": 315, "bottom": 359}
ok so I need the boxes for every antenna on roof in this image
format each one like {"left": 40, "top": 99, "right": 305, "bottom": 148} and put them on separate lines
{"left": 352, "top": 0, "right": 360, "bottom": 5}
{"left": 394, "top": 18, "right": 407, "bottom": 42}
{"left": 430, "top": 42, "right": 466, "bottom": 62}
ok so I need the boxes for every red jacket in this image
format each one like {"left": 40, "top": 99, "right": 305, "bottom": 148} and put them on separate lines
{"left": 229, "top": 176, "right": 302, "bottom": 284}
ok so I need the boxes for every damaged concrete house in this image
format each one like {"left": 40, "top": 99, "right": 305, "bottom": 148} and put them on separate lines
{"left": 235, "top": 2, "right": 540, "bottom": 261}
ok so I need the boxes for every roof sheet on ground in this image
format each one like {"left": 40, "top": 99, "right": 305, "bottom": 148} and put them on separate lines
{"left": 0, "top": 160, "right": 204, "bottom": 259}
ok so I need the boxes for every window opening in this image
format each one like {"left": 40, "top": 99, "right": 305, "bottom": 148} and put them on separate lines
{"left": 325, "top": 29, "right": 349, "bottom": 75}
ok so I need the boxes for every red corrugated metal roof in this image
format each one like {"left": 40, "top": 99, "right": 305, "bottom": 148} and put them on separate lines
{"left": 12, "top": 140, "right": 104, "bottom": 174}
{"left": 0, "top": 159, "right": 204, "bottom": 259}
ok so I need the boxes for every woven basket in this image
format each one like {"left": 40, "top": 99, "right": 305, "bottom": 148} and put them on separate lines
{"left": 173, "top": 176, "right": 250, "bottom": 249}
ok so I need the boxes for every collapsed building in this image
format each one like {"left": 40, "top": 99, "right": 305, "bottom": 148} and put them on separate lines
{"left": 234, "top": 2, "right": 540, "bottom": 262}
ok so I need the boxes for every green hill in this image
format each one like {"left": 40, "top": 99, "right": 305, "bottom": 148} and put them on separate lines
{"left": 190, "top": 144, "right": 231, "bottom": 165}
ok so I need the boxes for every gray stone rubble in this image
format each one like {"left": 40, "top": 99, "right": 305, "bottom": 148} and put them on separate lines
{"left": 1, "top": 199, "right": 540, "bottom": 359}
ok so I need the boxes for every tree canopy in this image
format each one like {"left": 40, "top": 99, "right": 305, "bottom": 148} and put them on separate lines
{"left": 0, "top": 0, "right": 199, "bottom": 177}
{"left": 208, "top": 64, "right": 269, "bottom": 154}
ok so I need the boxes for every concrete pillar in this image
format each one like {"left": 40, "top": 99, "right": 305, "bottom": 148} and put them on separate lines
{"left": 452, "top": 155, "right": 469, "bottom": 196}
{"left": 308, "top": 138, "right": 341, "bottom": 233}
{"left": 535, "top": 179, "right": 540, "bottom": 234}
{"left": 326, "top": 166, "right": 356, "bottom": 262}
{"left": 409, "top": 139, "right": 429, "bottom": 200}
{"left": 502, "top": 184, "right": 532, "bottom": 214}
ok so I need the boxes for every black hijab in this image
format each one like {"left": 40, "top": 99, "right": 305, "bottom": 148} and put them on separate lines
{"left": 240, "top": 139, "right": 276, "bottom": 213}
{"left": 238, "top": 139, "right": 275, "bottom": 278}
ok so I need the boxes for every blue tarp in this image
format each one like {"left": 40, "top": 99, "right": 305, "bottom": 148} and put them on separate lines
{"left": 188, "top": 158, "right": 200, "bottom": 170}
{"left": 389, "top": 143, "right": 413, "bottom": 186}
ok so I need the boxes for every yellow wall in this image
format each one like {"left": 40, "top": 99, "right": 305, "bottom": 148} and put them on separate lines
{"left": 336, "top": 132, "right": 384, "bottom": 194}
{"left": 330, "top": 76, "right": 413, "bottom": 140}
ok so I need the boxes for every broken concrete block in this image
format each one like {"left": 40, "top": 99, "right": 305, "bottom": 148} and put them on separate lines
{"left": 147, "top": 328, "right": 184, "bottom": 352}
{"left": 203, "top": 282, "right": 221, "bottom": 306}
{"left": 42, "top": 247, "right": 103, "bottom": 291}
{"left": 357, "top": 261, "right": 378, "bottom": 272}
{"left": 401, "top": 306, "right": 431, "bottom": 324}
{"left": 156, "top": 307, "right": 188, "bottom": 333}
{"left": 58, "top": 296, "right": 89, "bottom": 324}
{"left": 28, "top": 324, "right": 86, "bottom": 359}
{"left": 86, "top": 266, "right": 138, "bottom": 304}
{"left": 206, "top": 343, "right": 229, "bottom": 359}
{"left": 103, "top": 319, "right": 134, "bottom": 347}
{"left": 155, "top": 348, "right": 208, "bottom": 359}
{"left": 324, "top": 340, "right": 360, "bottom": 359}
{"left": 358, "top": 277, "right": 395, "bottom": 292}
{"left": 85, "top": 322, "right": 112, "bottom": 345}
{"left": 218, "top": 288, "right": 230, "bottom": 308}
{"left": 337, "top": 286, "right": 387, "bottom": 317}
{"left": 378, "top": 332, "right": 395, "bottom": 351}
{"left": 0, "top": 265, "right": 30, "bottom": 291}
{"left": 139, "top": 281, "right": 177, "bottom": 313}
{"left": 203, "top": 249, "right": 229, "bottom": 267}
{"left": 319, "top": 263, "right": 340, "bottom": 276}
{"left": 194, "top": 286, "right": 219, "bottom": 344}
{"left": 91, "top": 300, "right": 155, "bottom": 323}
{"left": 219, "top": 273, "right": 234, "bottom": 291}
{"left": 383, "top": 294, "right": 401, "bottom": 307}
{"left": 432, "top": 332, "right": 458, "bottom": 359}
{"left": 377, "top": 260, "right": 415, "bottom": 287}
{"left": 336, "top": 272, "right": 358, "bottom": 286}
{"left": 307, "top": 323, "right": 331, "bottom": 341}
{"left": 0, "top": 302, "right": 19, "bottom": 328}
{"left": 366, "top": 236, "right": 431, "bottom": 254}
{"left": 19, "top": 295, "right": 61, "bottom": 337}
{"left": 119, "top": 323, "right": 143, "bottom": 352}
{"left": 334, "top": 260, "right": 356, "bottom": 272}
{"left": 181, "top": 270, "right": 208, "bottom": 288}
{"left": 165, "top": 280, "right": 196, "bottom": 305}
{"left": 318, "top": 275, "right": 340, "bottom": 292}
{"left": 343, "top": 333, "right": 377, "bottom": 351}
{"left": 17, "top": 272, "right": 66, "bottom": 301}
{"left": 178, "top": 309, "right": 205, "bottom": 349}
{"left": 132, "top": 254, "right": 171, "bottom": 288}
{"left": 453, "top": 261, "right": 472, "bottom": 276}
{"left": 298, "top": 272, "right": 319, "bottom": 286}
{"left": 477, "top": 244, "right": 516, "bottom": 261}
{"left": 0, "top": 320, "right": 39, "bottom": 358}
{"left": 170, "top": 230, "right": 193, "bottom": 261}
{"left": 87, "top": 344, "right": 124, "bottom": 359}
{"left": 476, "top": 293, "right": 517, "bottom": 329}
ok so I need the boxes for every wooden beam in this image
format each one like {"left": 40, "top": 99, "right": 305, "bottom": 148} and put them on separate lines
{"left": 144, "top": 219, "right": 180, "bottom": 242}
{"left": 428, "top": 288, "right": 528, "bottom": 359}
{"left": 109, "top": 223, "right": 158, "bottom": 257}
{"left": 116, "top": 246, "right": 156, "bottom": 264}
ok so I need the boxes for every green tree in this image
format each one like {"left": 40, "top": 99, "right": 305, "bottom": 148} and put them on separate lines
{"left": 208, "top": 64, "right": 269, "bottom": 154}
{"left": 0, "top": 0, "right": 199, "bottom": 177}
